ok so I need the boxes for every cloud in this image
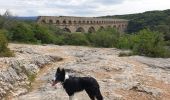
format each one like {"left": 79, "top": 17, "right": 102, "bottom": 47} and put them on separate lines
{"left": 0, "top": 0, "right": 169, "bottom": 16}
{"left": 91, "top": 0, "right": 125, "bottom": 5}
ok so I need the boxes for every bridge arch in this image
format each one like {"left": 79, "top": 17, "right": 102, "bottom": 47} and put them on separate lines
{"left": 76, "top": 27, "right": 85, "bottom": 33}
{"left": 90, "top": 21, "right": 93, "bottom": 24}
{"left": 122, "top": 24, "right": 125, "bottom": 28}
{"left": 49, "top": 19, "right": 53, "bottom": 24}
{"left": 99, "top": 26, "right": 104, "bottom": 30}
{"left": 78, "top": 21, "right": 81, "bottom": 24}
{"left": 63, "top": 20, "right": 66, "bottom": 24}
{"left": 68, "top": 20, "right": 72, "bottom": 24}
{"left": 56, "top": 20, "right": 60, "bottom": 24}
{"left": 113, "top": 25, "right": 117, "bottom": 29}
{"left": 73, "top": 21, "right": 76, "bottom": 24}
{"left": 41, "top": 20, "right": 46, "bottom": 24}
{"left": 63, "top": 28, "right": 71, "bottom": 33}
{"left": 88, "top": 26, "right": 95, "bottom": 33}
{"left": 118, "top": 25, "right": 121, "bottom": 30}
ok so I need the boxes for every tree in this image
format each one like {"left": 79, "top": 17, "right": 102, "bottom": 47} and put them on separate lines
{"left": 0, "top": 32, "right": 13, "bottom": 57}
{"left": 132, "top": 29, "right": 169, "bottom": 57}
{"left": 88, "top": 28, "right": 120, "bottom": 47}
{"left": 11, "top": 22, "right": 37, "bottom": 42}
{"left": 3, "top": 9, "right": 13, "bottom": 17}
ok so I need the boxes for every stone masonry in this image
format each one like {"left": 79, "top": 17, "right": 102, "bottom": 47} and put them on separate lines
{"left": 37, "top": 16, "right": 128, "bottom": 33}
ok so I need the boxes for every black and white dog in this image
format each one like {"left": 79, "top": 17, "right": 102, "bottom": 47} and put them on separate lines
{"left": 52, "top": 67, "right": 103, "bottom": 100}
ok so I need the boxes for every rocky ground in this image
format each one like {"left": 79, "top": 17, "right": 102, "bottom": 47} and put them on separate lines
{"left": 0, "top": 43, "right": 170, "bottom": 100}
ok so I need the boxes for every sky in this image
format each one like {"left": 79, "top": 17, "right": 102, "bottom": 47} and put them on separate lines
{"left": 0, "top": 0, "right": 170, "bottom": 17}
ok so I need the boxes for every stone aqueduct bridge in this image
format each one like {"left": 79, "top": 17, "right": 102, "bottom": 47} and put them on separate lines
{"left": 37, "top": 16, "right": 128, "bottom": 33}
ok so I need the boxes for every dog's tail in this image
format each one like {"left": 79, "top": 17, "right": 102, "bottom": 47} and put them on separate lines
{"left": 96, "top": 88, "right": 103, "bottom": 100}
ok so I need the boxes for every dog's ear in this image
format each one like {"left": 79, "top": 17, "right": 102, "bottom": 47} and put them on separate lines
{"left": 61, "top": 68, "right": 65, "bottom": 75}
{"left": 57, "top": 67, "right": 60, "bottom": 73}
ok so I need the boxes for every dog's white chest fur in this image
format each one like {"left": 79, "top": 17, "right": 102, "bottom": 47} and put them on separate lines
{"left": 65, "top": 73, "right": 69, "bottom": 81}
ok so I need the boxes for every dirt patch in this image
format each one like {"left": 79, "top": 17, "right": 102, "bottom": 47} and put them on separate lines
{"left": 116, "top": 89, "right": 157, "bottom": 100}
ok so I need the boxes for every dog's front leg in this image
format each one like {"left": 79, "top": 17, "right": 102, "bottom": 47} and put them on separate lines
{"left": 69, "top": 95, "right": 74, "bottom": 100}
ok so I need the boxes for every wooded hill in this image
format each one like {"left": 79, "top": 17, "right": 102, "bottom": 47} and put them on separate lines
{"left": 103, "top": 9, "right": 170, "bottom": 40}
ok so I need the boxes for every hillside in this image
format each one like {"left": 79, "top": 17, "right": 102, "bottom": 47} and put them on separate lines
{"left": 103, "top": 9, "right": 170, "bottom": 40}
{"left": 0, "top": 43, "right": 170, "bottom": 100}
{"left": 15, "top": 16, "right": 38, "bottom": 21}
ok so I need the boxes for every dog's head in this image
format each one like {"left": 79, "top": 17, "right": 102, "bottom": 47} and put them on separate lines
{"left": 52, "top": 67, "right": 65, "bottom": 86}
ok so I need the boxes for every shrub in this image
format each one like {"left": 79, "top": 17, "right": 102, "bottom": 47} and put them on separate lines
{"left": 132, "top": 29, "right": 170, "bottom": 57}
{"left": 165, "top": 33, "right": 170, "bottom": 41}
{"left": 0, "top": 33, "right": 13, "bottom": 57}
{"left": 10, "top": 22, "right": 37, "bottom": 43}
{"left": 117, "top": 29, "right": 170, "bottom": 58}
{"left": 166, "top": 41, "right": 170, "bottom": 46}
{"left": 32, "top": 24, "right": 56, "bottom": 44}
{"left": 116, "top": 34, "right": 133, "bottom": 49}
{"left": 53, "top": 35, "right": 65, "bottom": 45}
{"left": 88, "top": 28, "right": 120, "bottom": 47}
{"left": 62, "top": 33, "right": 90, "bottom": 46}
{"left": 0, "top": 29, "right": 12, "bottom": 40}
{"left": 0, "top": 33, "right": 8, "bottom": 51}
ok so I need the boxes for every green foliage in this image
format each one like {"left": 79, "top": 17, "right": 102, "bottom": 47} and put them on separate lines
{"left": 10, "top": 22, "right": 37, "bottom": 43}
{"left": 0, "top": 16, "right": 5, "bottom": 29}
{"left": 166, "top": 41, "right": 170, "bottom": 46}
{"left": 109, "top": 9, "right": 170, "bottom": 41}
{"left": 116, "top": 34, "right": 133, "bottom": 49}
{"left": 32, "top": 24, "right": 55, "bottom": 43}
{"left": 88, "top": 28, "right": 120, "bottom": 47}
{"left": 0, "top": 15, "right": 169, "bottom": 58}
{"left": 0, "top": 16, "right": 63, "bottom": 44}
{"left": 53, "top": 35, "right": 65, "bottom": 45}
{"left": 0, "top": 33, "right": 13, "bottom": 57}
{"left": 117, "top": 29, "right": 170, "bottom": 58}
{"left": 0, "top": 29, "right": 11, "bottom": 40}
{"left": 62, "top": 33, "right": 90, "bottom": 46}
{"left": 165, "top": 33, "right": 170, "bottom": 41}
{"left": 154, "top": 25, "right": 170, "bottom": 41}
{"left": 28, "top": 74, "right": 36, "bottom": 82}
{"left": 0, "top": 33, "right": 8, "bottom": 51}
{"left": 132, "top": 29, "right": 170, "bottom": 57}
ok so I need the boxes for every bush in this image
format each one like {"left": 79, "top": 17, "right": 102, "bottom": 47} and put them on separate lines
{"left": 166, "top": 41, "right": 170, "bottom": 46}
{"left": 165, "top": 33, "right": 170, "bottom": 41}
{"left": 117, "top": 29, "right": 170, "bottom": 58}
{"left": 132, "top": 29, "right": 170, "bottom": 57}
{"left": 53, "top": 35, "right": 65, "bottom": 45}
{"left": 0, "top": 29, "right": 12, "bottom": 40}
{"left": 0, "top": 33, "right": 8, "bottom": 51}
{"left": 62, "top": 33, "right": 90, "bottom": 46}
{"left": 88, "top": 28, "right": 120, "bottom": 47}
{"left": 0, "top": 33, "right": 13, "bottom": 57}
{"left": 116, "top": 34, "right": 133, "bottom": 49}
{"left": 10, "top": 22, "right": 37, "bottom": 43}
{"left": 32, "top": 24, "right": 56, "bottom": 44}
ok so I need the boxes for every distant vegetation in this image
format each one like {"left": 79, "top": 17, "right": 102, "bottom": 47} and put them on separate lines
{"left": 104, "top": 9, "right": 170, "bottom": 41}
{"left": 0, "top": 10, "right": 170, "bottom": 58}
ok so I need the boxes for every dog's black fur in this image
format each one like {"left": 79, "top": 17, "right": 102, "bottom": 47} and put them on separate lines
{"left": 52, "top": 68, "right": 103, "bottom": 100}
